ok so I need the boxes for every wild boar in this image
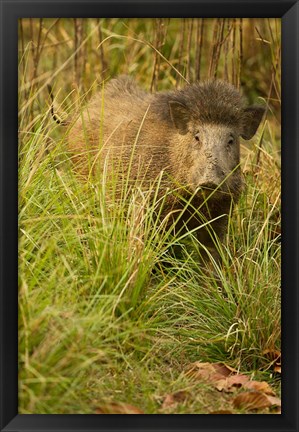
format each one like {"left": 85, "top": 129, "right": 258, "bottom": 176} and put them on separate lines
{"left": 66, "top": 75, "right": 265, "bottom": 262}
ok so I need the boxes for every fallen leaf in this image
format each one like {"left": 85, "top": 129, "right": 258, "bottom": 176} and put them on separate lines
{"left": 233, "top": 391, "right": 281, "bottom": 411}
{"left": 266, "top": 395, "right": 281, "bottom": 407}
{"left": 215, "top": 374, "right": 249, "bottom": 392}
{"left": 185, "top": 361, "right": 278, "bottom": 405}
{"left": 185, "top": 362, "right": 236, "bottom": 383}
{"left": 185, "top": 362, "right": 220, "bottom": 380}
{"left": 233, "top": 391, "right": 271, "bottom": 410}
{"left": 212, "top": 363, "right": 238, "bottom": 376}
{"left": 262, "top": 349, "right": 281, "bottom": 362}
{"left": 186, "top": 361, "right": 251, "bottom": 393}
{"left": 96, "top": 402, "right": 144, "bottom": 414}
{"left": 244, "top": 380, "right": 276, "bottom": 395}
{"left": 162, "top": 390, "right": 190, "bottom": 409}
{"left": 263, "top": 349, "right": 281, "bottom": 373}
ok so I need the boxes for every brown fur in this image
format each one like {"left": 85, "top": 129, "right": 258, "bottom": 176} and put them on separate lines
{"left": 67, "top": 76, "right": 265, "bottom": 262}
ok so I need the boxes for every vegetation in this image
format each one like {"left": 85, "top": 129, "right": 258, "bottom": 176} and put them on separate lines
{"left": 18, "top": 18, "right": 281, "bottom": 414}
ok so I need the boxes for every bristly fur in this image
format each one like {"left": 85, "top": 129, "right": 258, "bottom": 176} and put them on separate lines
{"left": 152, "top": 80, "right": 245, "bottom": 127}
{"left": 67, "top": 75, "right": 264, "bottom": 264}
{"left": 105, "top": 76, "right": 246, "bottom": 127}
{"left": 104, "top": 74, "right": 147, "bottom": 101}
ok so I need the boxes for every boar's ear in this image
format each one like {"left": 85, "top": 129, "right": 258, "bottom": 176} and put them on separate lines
{"left": 169, "top": 101, "right": 190, "bottom": 134}
{"left": 241, "top": 105, "right": 266, "bottom": 140}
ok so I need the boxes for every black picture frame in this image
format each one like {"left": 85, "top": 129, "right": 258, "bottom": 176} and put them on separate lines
{"left": 0, "top": 1, "right": 298, "bottom": 431}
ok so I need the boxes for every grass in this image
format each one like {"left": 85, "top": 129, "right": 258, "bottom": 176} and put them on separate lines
{"left": 18, "top": 18, "right": 281, "bottom": 414}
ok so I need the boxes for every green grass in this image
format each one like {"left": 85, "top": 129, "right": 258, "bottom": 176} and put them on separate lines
{"left": 18, "top": 112, "right": 280, "bottom": 414}
{"left": 18, "top": 18, "right": 281, "bottom": 414}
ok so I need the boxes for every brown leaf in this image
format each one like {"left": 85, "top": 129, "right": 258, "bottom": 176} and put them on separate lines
{"left": 185, "top": 361, "right": 278, "bottom": 406}
{"left": 214, "top": 379, "right": 228, "bottom": 392}
{"left": 185, "top": 362, "right": 236, "bottom": 383}
{"left": 186, "top": 361, "right": 252, "bottom": 394}
{"left": 266, "top": 395, "right": 281, "bottom": 407}
{"left": 96, "top": 402, "right": 144, "bottom": 414}
{"left": 263, "top": 349, "right": 282, "bottom": 373}
{"left": 212, "top": 363, "right": 238, "bottom": 376}
{"left": 185, "top": 362, "right": 202, "bottom": 375}
{"left": 262, "top": 349, "right": 281, "bottom": 362}
{"left": 185, "top": 362, "right": 219, "bottom": 380}
{"left": 162, "top": 390, "right": 190, "bottom": 409}
{"left": 243, "top": 380, "right": 276, "bottom": 395}
{"left": 233, "top": 391, "right": 281, "bottom": 411}
{"left": 215, "top": 374, "right": 249, "bottom": 392}
{"left": 233, "top": 391, "right": 271, "bottom": 410}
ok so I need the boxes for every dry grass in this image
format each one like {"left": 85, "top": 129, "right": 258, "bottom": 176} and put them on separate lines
{"left": 18, "top": 18, "right": 281, "bottom": 414}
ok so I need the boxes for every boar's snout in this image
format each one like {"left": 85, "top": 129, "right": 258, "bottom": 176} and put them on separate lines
{"left": 201, "top": 161, "right": 226, "bottom": 188}
{"left": 191, "top": 157, "right": 231, "bottom": 193}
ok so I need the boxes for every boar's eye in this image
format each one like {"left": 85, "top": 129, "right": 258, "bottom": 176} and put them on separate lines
{"left": 195, "top": 133, "right": 200, "bottom": 142}
{"left": 227, "top": 135, "right": 235, "bottom": 147}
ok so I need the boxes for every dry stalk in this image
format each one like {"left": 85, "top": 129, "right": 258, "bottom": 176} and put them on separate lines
{"left": 19, "top": 19, "right": 26, "bottom": 80}
{"left": 195, "top": 18, "right": 204, "bottom": 81}
{"left": 215, "top": 18, "right": 225, "bottom": 79}
{"left": 208, "top": 19, "right": 218, "bottom": 78}
{"left": 177, "top": 19, "right": 186, "bottom": 87}
{"left": 150, "top": 18, "right": 168, "bottom": 92}
{"left": 209, "top": 19, "right": 226, "bottom": 79}
{"left": 236, "top": 18, "right": 243, "bottom": 89}
{"left": 97, "top": 20, "right": 108, "bottom": 78}
{"left": 231, "top": 18, "right": 237, "bottom": 86}
{"left": 74, "top": 18, "right": 85, "bottom": 89}
{"left": 32, "top": 19, "right": 43, "bottom": 83}
{"left": 223, "top": 20, "right": 231, "bottom": 82}
{"left": 186, "top": 19, "right": 193, "bottom": 83}
{"left": 52, "top": 20, "right": 60, "bottom": 71}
